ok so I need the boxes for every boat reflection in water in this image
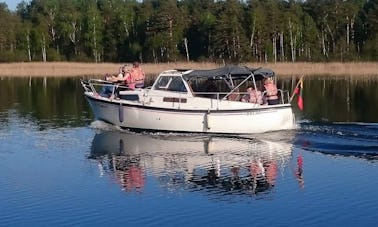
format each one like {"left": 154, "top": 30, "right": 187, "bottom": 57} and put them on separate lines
{"left": 89, "top": 127, "right": 297, "bottom": 197}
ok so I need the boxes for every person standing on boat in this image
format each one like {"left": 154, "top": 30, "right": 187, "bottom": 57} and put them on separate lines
{"left": 263, "top": 77, "right": 279, "bottom": 105}
{"left": 124, "top": 61, "right": 145, "bottom": 89}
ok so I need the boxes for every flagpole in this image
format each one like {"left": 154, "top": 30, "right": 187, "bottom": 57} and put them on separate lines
{"left": 289, "top": 75, "right": 304, "bottom": 102}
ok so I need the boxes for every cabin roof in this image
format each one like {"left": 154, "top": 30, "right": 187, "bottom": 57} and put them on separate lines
{"left": 182, "top": 65, "right": 275, "bottom": 81}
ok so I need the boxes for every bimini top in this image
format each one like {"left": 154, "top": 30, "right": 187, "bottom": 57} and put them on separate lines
{"left": 183, "top": 65, "right": 275, "bottom": 81}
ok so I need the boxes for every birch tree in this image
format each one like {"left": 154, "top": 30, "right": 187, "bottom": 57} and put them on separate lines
{"left": 111, "top": 0, "right": 139, "bottom": 61}
{"left": 182, "top": 0, "right": 216, "bottom": 60}
{"left": 247, "top": 1, "right": 268, "bottom": 62}
{"left": 40, "top": 0, "right": 59, "bottom": 53}
{"left": 145, "top": 0, "right": 186, "bottom": 62}
{"left": 58, "top": 0, "right": 82, "bottom": 59}
{"left": 212, "top": 0, "right": 249, "bottom": 62}
{"left": 83, "top": 1, "right": 104, "bottom": 62}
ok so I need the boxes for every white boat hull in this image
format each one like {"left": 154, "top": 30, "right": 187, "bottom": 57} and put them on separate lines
{"left": 86, "top": 93, "right": 296, "bottom": 134}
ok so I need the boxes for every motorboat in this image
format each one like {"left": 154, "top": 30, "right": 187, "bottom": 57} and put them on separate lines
{"left": 81, "top": 65, "right": 296, "bottom": 134}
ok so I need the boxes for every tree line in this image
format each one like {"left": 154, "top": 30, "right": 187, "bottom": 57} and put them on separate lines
{"left": 0, "top": 0, "right": 377, "bottom": 63}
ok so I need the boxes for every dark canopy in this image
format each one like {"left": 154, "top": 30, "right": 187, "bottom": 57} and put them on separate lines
{"left": 183, "top": 65, "right": 275, "bottom": 81}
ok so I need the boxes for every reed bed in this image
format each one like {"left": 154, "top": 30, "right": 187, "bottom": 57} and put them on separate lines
{"left": 260, "top": 62, "right": 378, "bottom": 77}
{"left": 0, "top": 61, "right": 377, "bottom": 78}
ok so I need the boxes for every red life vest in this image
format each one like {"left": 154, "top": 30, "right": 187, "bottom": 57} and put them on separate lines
{"left": 249, "top": 90, "right": 263, "bottom": 104}
{"left": 124, "top": 67, "right": 145, "bottom": 89}
{"left": 264, "top": 83, "right": 278, "bottom": 100}
{"left": 130, "top": 67, "right": 145, "bottom": 83}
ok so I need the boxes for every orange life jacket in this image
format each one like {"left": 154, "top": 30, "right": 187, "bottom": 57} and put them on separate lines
{"left": 249, "top": 90, "right": 263, "bottom": 104}
{"left": 124, "top": 67, "right": 145, "bottom": 89}
{"left": 264, "top": 83, "right": 278, "bottom": 100}
{"left": 129, "top": 67, "right": 145, "bottom": 84}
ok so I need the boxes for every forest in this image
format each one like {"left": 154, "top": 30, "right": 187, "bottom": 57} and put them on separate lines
{"left": 0, "top": 0, "right": 377, "bottom": 64}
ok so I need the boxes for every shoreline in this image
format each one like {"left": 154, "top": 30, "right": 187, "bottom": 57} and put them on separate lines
{"left": 0, "top": 62, "right": 377, "bottom": 78}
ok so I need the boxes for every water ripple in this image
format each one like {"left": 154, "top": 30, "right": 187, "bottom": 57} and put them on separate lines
{"left": 295, "top": 121, "right": 378, "bottom": 161}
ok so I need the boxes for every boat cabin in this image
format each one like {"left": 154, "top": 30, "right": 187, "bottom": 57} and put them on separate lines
{"left": 149, "top": 65, "right": 290, "bottom": 104}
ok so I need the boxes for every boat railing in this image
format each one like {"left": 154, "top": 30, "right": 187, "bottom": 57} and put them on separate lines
{"left": 278, "top": 89, "right": 291, "bottom": 104}
{"left": 81, "top": 79, "right": 292, "bottom": 107}
{"left": 82, "top": 79, "right": 134, "bottom": 97}
{"left": 193, "top": 89, "right": 291, "bottom": 104}
{"left": 259, "top": 90, "right": 291, "bottom": 104}
{"left": 80, "top": 79, "right": 93, "bottom": 92}
{"left": 192, "top": 92, "right": 229, "bottom": 99}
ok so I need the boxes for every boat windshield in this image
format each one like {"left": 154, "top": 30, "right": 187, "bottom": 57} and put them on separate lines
{"left": 153, "top": 76, "right": 188, "bottom": 93}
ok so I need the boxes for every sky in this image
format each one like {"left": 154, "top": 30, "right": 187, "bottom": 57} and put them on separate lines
{"left": 2, "top": 0, "right": 24, "bottom": 11}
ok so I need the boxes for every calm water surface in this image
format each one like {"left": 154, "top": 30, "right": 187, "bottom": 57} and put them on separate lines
{"left": 1, "top": 76, "right": 378, "bottom": 226}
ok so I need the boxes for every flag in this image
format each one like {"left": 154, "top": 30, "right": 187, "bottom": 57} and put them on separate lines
{"left": 297, "top": 78, "right": 304, "bottom": 111}
{"left": 289, "top": 76, "right": 304, "bottom": 110}
{"left": 294, "top": 86, "right": 299, "bottom": 95}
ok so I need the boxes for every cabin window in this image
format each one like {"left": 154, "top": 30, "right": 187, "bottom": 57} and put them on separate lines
{"left": 155, "top": 76, "right": 171, "bottom": 89}
{"left": 119, "top": 94, "right": 139, "bottom": 101}
{"left": 168, "top": 77, "right": 187, "bottom": 92}
{"left": 154, "top": 76, "right": 187, "bottom": 93}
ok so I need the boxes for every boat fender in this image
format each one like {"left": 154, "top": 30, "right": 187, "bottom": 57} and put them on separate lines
{"left": 207, "top": 110, "right": 211, "bottom": 130}
{"left": 203, "top": 110, "right": 211, "bottom": 130}
{"left": 119, "top": 103, "right": 124, "bottom": 123}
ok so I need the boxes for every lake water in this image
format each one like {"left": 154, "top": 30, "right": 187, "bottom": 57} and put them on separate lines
{"left": 1, "top": 76, "right": 378, "bottom": 226}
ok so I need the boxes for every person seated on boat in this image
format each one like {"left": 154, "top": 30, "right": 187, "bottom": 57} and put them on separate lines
{"left": 263, "top": 77, "right": 279, "bottom": 105}
{"left": 102, "top": 65, "right": 130, "bottom": 98}
{"left": 227, "top": 88, "right": 240, "bottom": 101}
{"left": 241, "top": 87, "right": 263, "bottom": 104}
{"left": 124, "top": 61, "right": 145, "bottom": 89}
{"left": 104, "top": 64, "right": 129, "bottom": 83}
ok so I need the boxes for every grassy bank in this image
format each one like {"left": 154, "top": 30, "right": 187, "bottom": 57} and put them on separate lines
{"left": 0, "top": 62, "right": 377, "bottom": 78}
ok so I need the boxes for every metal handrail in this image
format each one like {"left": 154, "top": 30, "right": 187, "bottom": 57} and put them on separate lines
{"left": 261, "top": 89, "right": 290, "bottom": 104}
{"left": 81, "top": 80, "right": 292, "bottom": 107}
{"left": 84, "top": 80, "right": 133, "bottom": 95}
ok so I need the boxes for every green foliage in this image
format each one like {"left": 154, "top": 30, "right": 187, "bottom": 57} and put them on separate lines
{"left": 0, "top": 4, "right": 21, "bottom": 55}
{"left": 0, "top": 0, "right": 377, "bottom": 63}
{"left": 47, "top": 48, "right": 63, "bottom": 61}
{"left": 212, "top": 0, "right": 249, "bottom": 63}
{"left": 0, "top": 50, "right": 28, "bottom": 62}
